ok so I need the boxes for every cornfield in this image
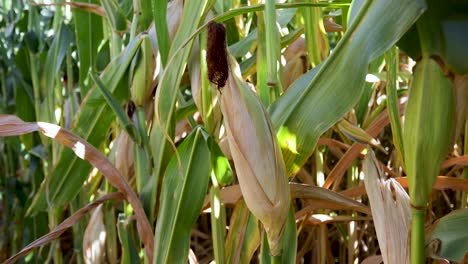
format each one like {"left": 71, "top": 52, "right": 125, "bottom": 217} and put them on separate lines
{"left": 1, "top": 0, "right": 467, "bottom": 263}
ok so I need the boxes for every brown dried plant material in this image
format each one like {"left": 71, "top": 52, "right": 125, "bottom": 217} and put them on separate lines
{"left": 202, "top": 183, "right": 370, "bottom": 215}
{"left": 83, "top": 204, "right": 106, "bottom": 264}
{"left": 115, "top": 131, "right": 135, "bottom": 181}
{"left": 364, "top": 150, "right": 411, "bottom": 264}
{"left": 0, "top": 115, "right": 154, "bottom": 262}
{"left": 207, "top": 21, "right": 229, "bottom": 89}
{"left": 32, "top": 2, "right": 106, "bottom": 17}
{"left": 5, "top": 193, "right": 123, "bottom": 264}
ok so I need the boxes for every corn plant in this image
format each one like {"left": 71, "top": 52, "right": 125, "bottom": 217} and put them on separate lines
{"left": 1, "top": 0, "right": 468, "bottom": 263}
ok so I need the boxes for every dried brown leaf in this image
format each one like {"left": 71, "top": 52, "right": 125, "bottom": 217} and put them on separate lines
{"left": 5, "top": 193, "right": 123, "bottom": 264}
{"left": 0, "top": 115, "right": 154, "bottom": 262}
{"left": 0, "top": 115, "right": 38, "bottom": 136}
{"left": 203, "top": 183, "right": 370, "bottom": 214}
{"left": 323, "top": 103, "right": 406, "bottom": 190}
{"left": 32, "top": 1, "right": 106, "bottom": 17}
{"left": 340, "top": 176, "right": 468, "bottom": 198}
{"left": 36, "top": 122, "right": 154, "bottom": 260}
{"left": 364, "top": 150, "right": 410, "bottom": 264}
{"left": 301, "top": 214, "right": 371, "bottom": 225}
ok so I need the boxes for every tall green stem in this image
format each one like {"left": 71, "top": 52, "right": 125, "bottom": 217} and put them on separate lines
{"left": 265, "top": 0, "right": 279, "bottom": 87}
{"left": 271, "top": 254, "right": 282, "bottom": 264}
{"left": 411, "top": 209, "right": 426, "bottom": 264}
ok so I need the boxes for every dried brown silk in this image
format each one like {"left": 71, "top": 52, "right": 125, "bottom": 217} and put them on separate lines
{"left": 206, "top": 21, "right": 229, "bottom": 89}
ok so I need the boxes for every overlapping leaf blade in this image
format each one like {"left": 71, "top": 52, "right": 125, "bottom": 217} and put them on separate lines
{"left": 150, "top": 0, "right": 210, "bottom": 181}
{"left": 153, "top": 127, "right": 211, "bottom": 263}
{"left": 72, "top": 0, "right": 103, "bottom": 96}
{"left": 269, "top": 0, "right": 426, "bottom": 175}
{"left": 29, "top": 36, "right": 143, "bottom": 213}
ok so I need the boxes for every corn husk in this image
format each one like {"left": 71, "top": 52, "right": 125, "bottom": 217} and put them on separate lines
{"left": 115, "top": 131, "right": 134, "bottom": 181}
{"left": 403, "top": 57, "right": 455, "bottom": 207}
{"left": 219, "top": 59, "right": 290, "bottom": 255}
{"left": 83, "top": 204, "right": 106, "bottom": 264}
{"left": 130, "top": 34, "right": 155, "bottom": 107}
{"left": 364, "top": 150, "right": 411, "bottom": 264}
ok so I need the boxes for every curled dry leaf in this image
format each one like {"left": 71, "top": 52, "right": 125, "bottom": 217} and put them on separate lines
{"left": 5, "top": 193, "right": 123, "bottom": 264}
{"left": 323, "top": 102, "right": 406, "bottom": 190}
{"left": 364, "top": 150, "right": 411, "bottom": 264}
{"left": 282, "top": 37, "right": 307, "bottom": 90}
{"left": 323, "top": 18, "right": 343, "bottom": 32}
{"left": 0, "top": 115, "right": 39, "bottom": 136}
{"left": 282, "top": 56, "right": 307, "bottom": 91}
{"left": 340, "top": 176, "right": 468, "bottom": 198}
{"left": 31, "top": 2, "right": 106, "bottom": 17}
{"left": 300, "top": 214, "right": 371, "bottom": 226}
{"left": 203, "top": 183, "right": 370, "bottom": 215}
{"left": 0, "top": 115, "right": 154, "bottom": 262}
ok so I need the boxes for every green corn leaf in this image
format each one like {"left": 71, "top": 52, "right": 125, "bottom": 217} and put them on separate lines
{"left": 403, "top": 57, "right": 455, "bottom": 207}
{"left": 72, "top": 0, "right": 103, "bottom": 96}
{"left": 269, "top": 0, "right": 426, "bottom": 175}
{"left": 301, "top": 0, "right": 329, "bottom": 67}
{"left": 384, "top": 46, "right": 405, "bottom": 164}
{"left": 264, "top": 0, "right": 280, "bottom": 88}
{"left": 256, "top": 11, "right": 269, "bottom": 106}
{"left": 354, "top": 55, "right": 384, "bottom": 124}
{"left": 224, "top": 201, "right": 261, "bottom": 264}
{"left": 398, "top": 0, "right": 468, "bottom": 74}
{"left": 40, "top": 24, "right": 73, "bottom": 123}
{"left": 153, "top": 127, "right": 211, "bottom": 263}
{"left": 117, "top": 214, "right": 141, "bottom": 264}
{"left": 134, "top": 0, "right": 152, "bottom": 30}
{"left": 427, "top": 209, "right": 468, "bottom": 262}
{"left": 210, "top": 186, "right": 226, "bottom": 264}
{"left": 207, "top": 137, "right": 233, "bottom": 186}
{"left": 28, "top": 36, "right": 143, "bottom": 214}
{"left": 150, "top": 0, "right": 211, "bottom": 186}
{"left": 152, "top": 0, "right": 171, "bottom": 67}
{"left": 101, "top": 0, "right": 128, "bottom": 33}
{"left": 260, "top": 208, "right": 297, "bottom": 263}
{"left": 90, "top": 71, "right": 140, "bottom": 144}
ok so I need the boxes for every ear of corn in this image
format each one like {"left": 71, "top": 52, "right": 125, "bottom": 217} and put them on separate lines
{"left": 130, "top": 34, "right": 155, "bottom": 108}
{"left": 83, "top": 205, "right": 106, "bottom": 263}
{"left": 219, "top": 59, "right": 290, "bottom": 256}
{"left": 403, "top": 57, "right": 454, "bottom": 208}
{"left": 403, "top": 56, "right": 455, "bottom": 263}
